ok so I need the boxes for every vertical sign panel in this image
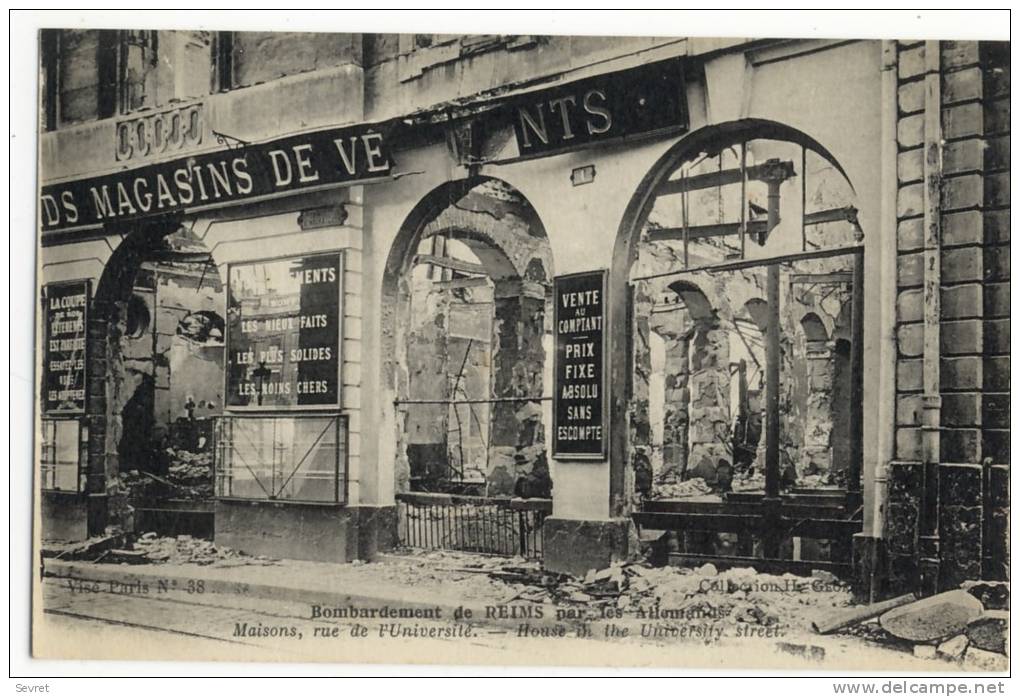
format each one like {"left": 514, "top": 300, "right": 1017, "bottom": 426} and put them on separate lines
{"left": 43, "top": 280, "right": 90, "bottom": 414}
{"left": 553, "top": 270, "right": 608, "bottom": 459}
{"left": 225, "top": 252, "right": 342, "bottom": 410}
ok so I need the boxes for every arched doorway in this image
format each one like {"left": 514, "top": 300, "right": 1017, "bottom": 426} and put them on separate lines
{"left": 617, "top": 120, "right": 866, "bottom": 571}
{"left": 382, "top": 177, "right": 554, "bottom": 556}
{"left": 86, "top": 216, "right": 225, "bottom": 536}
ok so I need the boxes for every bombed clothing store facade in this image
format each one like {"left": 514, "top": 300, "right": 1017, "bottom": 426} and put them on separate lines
{"left": 37, "top": 33, "right": 1008, "bottom": 597}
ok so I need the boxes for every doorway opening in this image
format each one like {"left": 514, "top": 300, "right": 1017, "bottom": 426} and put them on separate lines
{"left": 385, "top": 177, "right": 554, "bottom": 557}
{"left": 93, "top": 223, "right": 225, "bottom": 538}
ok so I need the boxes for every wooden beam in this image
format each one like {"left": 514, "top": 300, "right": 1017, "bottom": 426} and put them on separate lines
{"left": 432, "top": 276, "right": 491, "bottom": 290}
{"left": 414, "top": 254, "right": 487, "bottom": 276}
{"left": 645, "top": 207, "right": 857, "bottom": 245}
{"left": 655, "top": 159, "right": 796, "bottom": 196}
{"left": 789, "top": 272, "right": 853, "bottom": 284}
{"left": 631, "top": 243, "right": 864, "bottom": 283}
{"left": 647, "top": 219, "right": 768, "bottom": 243}
{"left": 804, "top": 205, "right": 859, "bottom": 226}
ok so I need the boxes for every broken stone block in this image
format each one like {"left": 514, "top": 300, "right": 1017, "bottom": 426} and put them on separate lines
{"left": 913, "top": 645, "right": 937, "bottom": 660}
{"left": 696, "top": 563, "right": 718, "bottom": 577}
{"left": 961, "top": 580, "right": 1010, "bottom": 611}
{"left": 963, "top": 647, "right": 1009, "bottom": 672}
{"left": 937, "top": 634, "right": 969, "bottom": 660}
{"left": 879, "top": 589, "right": 984, "bottom": 642}
{"left": 811, "top": 569, "right": 839, "bottom": 584}
{"left": 966, "top": 611, "right": 1009, "bottom": 654}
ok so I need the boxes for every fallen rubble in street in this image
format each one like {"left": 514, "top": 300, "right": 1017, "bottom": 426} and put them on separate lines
{"left": 43, "top": 532, "right": 278, "bottom": 568}
{"left": 821, "top": 580, "right": 1010, "bottom": 670}
{"left": 39, "top": 537, "right": 1009, "bottom": 669}
{"left": 128, "top": 533, "right": 279, "bottom": 566}
{"left": 397, "top": 548, "right": 853, "bottom": 633}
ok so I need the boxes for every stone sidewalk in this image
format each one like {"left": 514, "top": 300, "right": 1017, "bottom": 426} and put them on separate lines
{"left": 40, "top": 548, "right": 961, "bottom": 670}
{"left": 42, "top": 550, "right": 523, "bottom": 627}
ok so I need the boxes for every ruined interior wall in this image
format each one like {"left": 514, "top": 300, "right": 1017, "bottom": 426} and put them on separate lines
{"left": 152, "top": 265, "right": 225, "bottom": 426}
{"left": 446, "top": 291, "right": 492, "bottom": 482}
{"left": 633, "top": 216, "right": 866, "bottom": 495}
{"left": 395, "top": 183, "right": 554, "bottom": 497}
{"left": 489, "top": 284, "right": 548, "bottom": 496}
{"left": 886, "top": 40, "right": 1010, "bottom": 593}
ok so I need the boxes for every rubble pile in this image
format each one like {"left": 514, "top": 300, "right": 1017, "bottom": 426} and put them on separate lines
{"left": 117, "top": 448, "right": 213, "bottom": 502}
{"left": 650, "top": 477, "right": 712, "bottom": 499}
{"left": 164, "top": 448, "right": 214, "bottom": 499}
{"left": 42, "top": 533, "right": 127, "bottom": 561}
{"left": 731, "top": 470, "right": 765, "bottom": 492}
{"left": 831, "top": 581, "right": 1009, "bottom": 670}
{"left": 375, "top": 549, "right": 525, "bottom": 603}
{"left": 114, "top": 533, "right": 278, "bottom": 567}
{"left": 467, "top": 555, "right": 853, "bottom": 631}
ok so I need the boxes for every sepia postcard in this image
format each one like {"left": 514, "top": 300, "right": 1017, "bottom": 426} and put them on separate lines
{"left": 26, "top": 14, "right": 1011, "bottom": 674}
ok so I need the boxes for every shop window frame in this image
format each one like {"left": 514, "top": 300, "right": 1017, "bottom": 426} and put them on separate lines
{"left": 214, "top": 413, "right": 348, "bottom": 505}
{"left": 39, "top": 417, "right": 86, "bottom": 494}
{"left": 630, "top": 128, "right": 866, "bottom": 501}
{"left": 223, "top": 250, "right": 344, "bottom": 413}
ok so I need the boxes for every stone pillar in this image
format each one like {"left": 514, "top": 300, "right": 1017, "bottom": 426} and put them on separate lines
{"left": 662, "top": 333, "right": 691, "bottom": 482}
{"left": 801, "top": 340, "right": 834, "bottom": 476}
{"left": 686, "top": 322, "right": 731, "bottom": 484}
{"left": 404, "top": 282, "right": 450, "bottom": 486}
{"left": 488, "top": 279, "right": 549, "bottom": 497}
{"left": 630, "top": 307, "right": 653, "bottom": 496}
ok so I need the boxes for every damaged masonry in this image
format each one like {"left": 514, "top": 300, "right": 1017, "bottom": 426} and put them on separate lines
{"left": 35, "top": 28, "right": 1009, "bottom": 667}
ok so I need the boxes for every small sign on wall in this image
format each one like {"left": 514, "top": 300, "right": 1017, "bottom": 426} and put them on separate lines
{"left": 225, "top": 252, "right": 343, "bottom": 410}
{"left": 552, "top": 269, "right": 609, "bottom": 460}
{"left": 42, "top": 280, "right": 90, "bottom": 415}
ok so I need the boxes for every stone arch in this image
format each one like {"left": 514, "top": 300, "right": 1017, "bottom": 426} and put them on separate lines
{"left": 666, "top": 279, "right": 715, "bottom": 323}
{"left": 743, "top": 298, "right": 771, "bottom": 334}
{"left": 382, "top": 176, "right": 554, "bottom": 499}
{"left": 612, "top": 120, "right": 859, "bottom": 508}
{"left": 800, "top": 312, "right": 830, "bottom": 343}
{"left": 84, "top": 214, "right": 228, "bottom": 533}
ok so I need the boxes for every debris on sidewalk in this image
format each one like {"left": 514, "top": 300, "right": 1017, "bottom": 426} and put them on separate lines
{"left": 41, "top": 533, "right": 127, "bottom": 561}
{"left": 965, "top": 610, "right": 1009, "bottom": 654}
{"left": 961, "top": 580, "right": 1010, "bottom": 610}
{"left": 650, "top": 478, "right": 711, "bottom": 499}
{"left": 449, "top": 554, "right": 855, "bottom": 631}
{"left": 878, "top": 589, "right": 984, "bottom": 642}
{"left": 963, "top": 647, "right": 1010, "bottom": 672}
{"left": 127, "top": 533, "right": 277, "bottom": 567}
{"left": 822, "top": 580, "right": 1010, "bottom": 667}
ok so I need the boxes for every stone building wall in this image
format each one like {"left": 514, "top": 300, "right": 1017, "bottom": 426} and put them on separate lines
{"left": 886, "top": 40, "right": 1010, "bottom": 594}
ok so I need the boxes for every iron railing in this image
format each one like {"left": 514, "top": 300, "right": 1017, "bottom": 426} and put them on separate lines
{"left": 396, "top": 492, "right": 550, "bottom": 559}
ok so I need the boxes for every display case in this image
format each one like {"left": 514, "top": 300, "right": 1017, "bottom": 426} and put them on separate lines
{"left": 40, "top": 417, "right": 85, "bottom": 492}
{"left": 214, "top": 414, "right": 347, "bottom": 504}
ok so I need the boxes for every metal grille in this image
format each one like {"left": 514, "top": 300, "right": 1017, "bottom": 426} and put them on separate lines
{"left": 397, "top": 493, "right": 549, "bottom": 559}
{"left": 214, "top": 414, "right": 347, "bottom": 504}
